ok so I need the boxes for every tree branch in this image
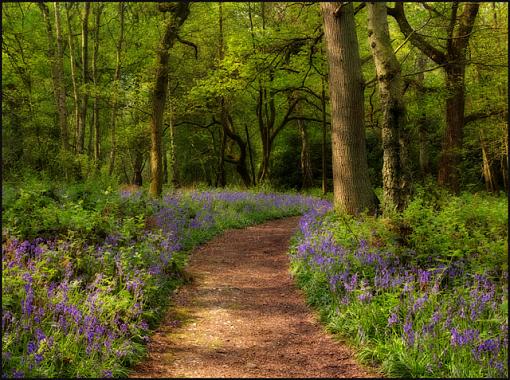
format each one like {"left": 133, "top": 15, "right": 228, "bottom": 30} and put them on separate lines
{"left": 176, "top": 35, "right": 198, "bottom": 59}
{"left": 464, "top": 108, "right": 507, "bottom": 125}
{"left": 387, "top": 2, "right": 447, "bottom": 65}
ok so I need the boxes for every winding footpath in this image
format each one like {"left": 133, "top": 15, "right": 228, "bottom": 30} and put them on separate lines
{"left": 130, "top": 216, "right": 378, "bottom": 378}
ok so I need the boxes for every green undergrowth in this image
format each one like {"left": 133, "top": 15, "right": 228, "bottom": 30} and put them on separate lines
{"left": 2, "top": 178, "right": 327, "bottom": 378}
{"left": 289, "top": 188, "right": 508, "bottom": 378}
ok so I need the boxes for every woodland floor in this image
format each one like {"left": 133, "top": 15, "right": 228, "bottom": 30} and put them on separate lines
{"left": 130, "top": 216, "right": 379, "bottom": 378}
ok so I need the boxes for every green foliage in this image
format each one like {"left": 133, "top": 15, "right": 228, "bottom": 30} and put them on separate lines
{"left": 290, "top": 190, "right": 508, "bottom": 377}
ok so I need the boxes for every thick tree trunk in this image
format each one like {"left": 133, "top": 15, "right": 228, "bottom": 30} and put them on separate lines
{"left": 149, "top": 2, "right": 190, "bottom": 197}
{"left": 38, "top": 2, "right": 69, "bottom": 152}
{"left": 77, "top": 3, "right": 90, "bottom": 154}
{"left": 108, "top": 3, "right": 125, "bottom": 176}
{"left": 367, "top": 2, "right": 410, "bottom": 211}
{"left": 321, "top": 2, "right": 376, "bottom": 214}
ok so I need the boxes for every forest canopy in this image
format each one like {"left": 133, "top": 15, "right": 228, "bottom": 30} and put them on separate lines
{"left": 2, "top": 2, "right": 508, "bottom": 202}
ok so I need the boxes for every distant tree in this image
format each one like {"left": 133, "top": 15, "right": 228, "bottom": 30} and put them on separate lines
{"left": 108, "top": 2, "right": 125, "bottom": 176}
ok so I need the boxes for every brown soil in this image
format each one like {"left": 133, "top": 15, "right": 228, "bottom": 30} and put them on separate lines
{"left": 130, "top": 216, "right": 380, "bottom": 378}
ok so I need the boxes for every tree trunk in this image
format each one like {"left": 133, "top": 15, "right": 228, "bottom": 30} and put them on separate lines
{"left": 108, "top": 2, "right": 125, "bottom": 176}
{"left": 245, "top": 124, "right": 256, "bottom": 186}
{"left": 480, "top": 130, "right": 497, "bottom": 192}
{"left": 91, "top": 3, "right": 102, "bottom": 165}
{"left": 168, "top": 101, "right": 180, "bottom": 188}
{"left": 321, "top": 75, "right": 328, "bottom": 195}
{"left": 389, "top": 2, "right": 479, "bottom": 193}
{"left": 65, "top": 4, "right": 80, "bottom": 152}
{"left": 415, "top": 56, "right": 430, "bottom": 177}
{"left": 216, "top": 2, "right": 227, "bottom": 188}
{"left": 321, "top": 2, "right": 376, "bottom": 214}
{"left": 149, "top": 2, "right": 190, "bottom": 197}
{"left": 77, "top": 3, "right": 90, "bottom": 154}
{"left": 133, "top": 150, "right": 144, "bottom": 186}
{"left": 38, "top": 2, "right": 69, "bottom": 152}
{"left": 217, "top": 128, "right": 227, "bottom": 187}
{"left": 367, "top": 2, "right": 410, "bottom": 211}
{"left": 437, "top": 65, "right": 465, "bottom": 193}
{"left": 299, "top": 118, "right": 314, "bottom": 189}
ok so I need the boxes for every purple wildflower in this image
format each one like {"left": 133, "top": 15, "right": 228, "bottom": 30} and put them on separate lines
{"left": 388, "top": 312, "right": 398, "bottom": 326}
{"left": 403, "top": 319, "right": 415, "bottom": 346}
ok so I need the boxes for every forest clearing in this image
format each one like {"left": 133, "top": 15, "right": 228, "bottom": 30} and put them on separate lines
{"left": 2, "top": 1, "right": 508, "bottom": 378}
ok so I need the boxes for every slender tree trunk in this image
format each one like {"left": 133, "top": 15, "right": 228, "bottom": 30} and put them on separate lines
{"left": 91, "top": 4, "right": 102, "bottom": 165}
{"left": 66, "top": 4, "right": 80, "bottom": 152}
{"left": 38, "top": 2, "right": 69, "bottom": 153}
{"left": 217, "top": 128, "right": 227, "bottom": 187}
{"left": 133, "top": 150, "right": 143, "bottom": 186}
{"left": 245, "top": 124, "right": 256, "bottom": 186}
{"left": 168, "top": 101, "right": 180, "bottom": 188}
{"left": 321, "top": 2, "right": 376, "bottom": 214}
{"left": 108, "top": 2, "right": 125, "bottom": 175}
{"left": 149, "top": 2, "right": 190, "bottom": 197}
{"left": 299, "top": 118, "right": 314, "bottom": 189}
{"left": 76, "top": 3, "right": 90, "bottom": 154}
{"left": 321, "top": 75, "right": 328, "bottom": 195}
{"left": 216, "top": 2, "right": 227, "bottom": 188}
{"left": 415, "top": 56, "right": 430, "bottom": 177}
{"left": 368, "top": 2, "right": 410, "bottom": 211}
{"left": 480, "top": 130, "right": 497, "bottom": 192}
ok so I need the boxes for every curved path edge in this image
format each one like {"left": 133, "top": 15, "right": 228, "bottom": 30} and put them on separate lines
{"left": 130, "top": 216, "right": 379, "bottom": 378}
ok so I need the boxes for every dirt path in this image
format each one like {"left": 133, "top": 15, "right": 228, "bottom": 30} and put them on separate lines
{"left": 130, "top": 217, "right": 378, "bottom": 378}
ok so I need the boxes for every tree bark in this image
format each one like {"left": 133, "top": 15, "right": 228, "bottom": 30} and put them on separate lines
{"left": 480, "top": 130, "right": 497, "bottom": 193}
{"left": 108, "top": 2, "right": 125, "bottom": 176}
{"left": 38, "top": 2, "right": 69, "bottom": 152}
{"left": 245, "top": 124, "right": 256, "bottom": 186}
{"left": 65, "top": 4, "right": 80, "bottom": 152}
{"left": 77, "top": 3, "right": 90, "bottom": 154}
{"left": 321, "top": 2, "right": 376, "bottom": 214}
{"left": 149, "top": 2, "right": 190, "bottom": 197}
{"left": 299, "top": 117, "right": 314, "bottom": 189}
{"left": 321, "top": 75, "right": 328, "bottom": 195}
{"left": 91, "top": 3, "right": 103, "bottom": 164}
{"left": 367, "top": 2, "right": 410, "bottom": 211}
{"left": 415, "top": 55, "right": 430, "bottom": 177}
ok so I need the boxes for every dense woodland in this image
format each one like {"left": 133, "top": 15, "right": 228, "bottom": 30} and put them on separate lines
{"left": 3, "top": 2, "right": 508, "bottom": 204}
{"left": 1, "top": 2, "right": 508, "bottom": 378}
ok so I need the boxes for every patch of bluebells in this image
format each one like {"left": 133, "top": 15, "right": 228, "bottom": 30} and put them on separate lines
{"left": 2, "top": 189, "right": 329, "bottom": 377}
{"left": 290, "top": 209, "right": 508, "bottom": 378}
